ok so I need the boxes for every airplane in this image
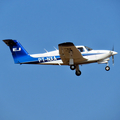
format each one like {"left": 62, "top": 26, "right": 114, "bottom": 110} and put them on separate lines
{"left": 3, "top": 39, "right": 118, "bottom": 76}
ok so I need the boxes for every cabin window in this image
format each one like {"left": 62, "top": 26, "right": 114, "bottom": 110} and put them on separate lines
{"left": 78, "top": 47, "right": 85, "bottom": 52}
{"left": 85, "top": 46, "right": 93, "bottom": 51}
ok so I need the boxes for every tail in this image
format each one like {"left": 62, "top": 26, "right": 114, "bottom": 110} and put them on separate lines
{"left": 3, "top": 39, "right": 30, "bottom": 64}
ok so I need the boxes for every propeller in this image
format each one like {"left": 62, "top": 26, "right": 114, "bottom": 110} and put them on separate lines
{"left": 112, "top": 46, "right": 114, "bottom": 65}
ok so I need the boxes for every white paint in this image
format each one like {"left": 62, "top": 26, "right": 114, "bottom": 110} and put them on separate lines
{"left": 13, "top": 47, "right": 21, "bottom": 52}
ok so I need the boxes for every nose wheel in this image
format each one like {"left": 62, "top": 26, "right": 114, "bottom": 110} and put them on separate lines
{"left": 105, "top": 66, "right": 110, "bottom": 71}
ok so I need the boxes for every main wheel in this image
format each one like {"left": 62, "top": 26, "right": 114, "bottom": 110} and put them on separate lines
{"left": 105, "top": 66, "right": 110, "bottom": 71}
{"left": 75, "top": 70, "right": 81, "bottom": 76}
{"left": 70, "top": 65, "right": 76, "bottom": 70}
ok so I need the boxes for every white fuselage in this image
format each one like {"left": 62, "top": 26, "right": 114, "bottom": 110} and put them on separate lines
{"left": 29, "top": 46, "right": 117, "bottom": 65}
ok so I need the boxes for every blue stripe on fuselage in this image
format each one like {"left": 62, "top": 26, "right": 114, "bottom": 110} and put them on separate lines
{"left": 21, "top": 55, "right": 61, "bottom": 64}
{"left": 82, "top": 53, "right": 102, "bottom": 56}
{"left": 20, "top": 53, "right": 103, "bottom": 64}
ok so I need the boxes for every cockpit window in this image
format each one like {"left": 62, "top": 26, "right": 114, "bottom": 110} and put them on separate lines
{"left": 78, "top": 47, "right": 85, "bottom": 52}
{"left": 85, "top": 46, "right": 93, "bottom": 51}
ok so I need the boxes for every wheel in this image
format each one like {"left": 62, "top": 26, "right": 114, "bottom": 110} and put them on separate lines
{"left": 70, "top": 65, "right": 76, "bottom": 70}
{"left": 75, "top": 70, "right": 81, "bottom": 76}
{"left": 105, "top": 66, "right": 110, "bottom": 71}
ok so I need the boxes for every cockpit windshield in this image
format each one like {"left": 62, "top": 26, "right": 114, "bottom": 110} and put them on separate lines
{"left": 85, "top": 46, "right": 93, "bottom": 51}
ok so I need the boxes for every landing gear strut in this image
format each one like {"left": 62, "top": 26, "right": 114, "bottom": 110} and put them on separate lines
{"left": 75, "top": 65, "right": 81, "bottom": 76}
{"left": 69, "top": 51, "right": 81, "bottom": 76}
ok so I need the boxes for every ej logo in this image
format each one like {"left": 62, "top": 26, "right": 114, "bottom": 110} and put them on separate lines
{"left": 13, "top": 48, "right": 21, "bottom": 52}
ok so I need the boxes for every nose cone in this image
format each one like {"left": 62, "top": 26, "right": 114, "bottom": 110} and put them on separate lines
{"left": 112, "top": 51, "right": 118, "bottom": 55}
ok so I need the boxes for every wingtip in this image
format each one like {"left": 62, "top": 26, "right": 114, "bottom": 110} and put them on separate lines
{"left": 58, "top": 42, "right": 74, "bottom": 46}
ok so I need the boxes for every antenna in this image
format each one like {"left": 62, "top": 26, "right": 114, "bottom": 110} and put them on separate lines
{"left": 44, "top": 49, "right": 48, "bottom": 53}
{"left": 54, "top": 46, "right": 58, "bottom": 50}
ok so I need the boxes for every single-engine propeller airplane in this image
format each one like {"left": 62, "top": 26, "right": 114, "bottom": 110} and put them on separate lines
{"left": 3, "top": 39, "right": 118, "bottom": 76}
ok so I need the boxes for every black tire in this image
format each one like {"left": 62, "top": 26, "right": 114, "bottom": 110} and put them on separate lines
{"left": 105, "top": 66, "right": 110, "bottom": 71}
{"left": 75, "top": 70, "right": 81, "bottom": 76}
{"left": 70, "top": 65, "right": 76, "bottom": 70}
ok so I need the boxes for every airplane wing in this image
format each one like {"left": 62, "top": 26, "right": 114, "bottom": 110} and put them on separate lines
{"left": 58, "top": 42, "right": 87, "bottom": 65}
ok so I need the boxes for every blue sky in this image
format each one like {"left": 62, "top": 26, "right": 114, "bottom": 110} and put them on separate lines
{"left": 0, "top": 0, "right": 120, "bottom": 120}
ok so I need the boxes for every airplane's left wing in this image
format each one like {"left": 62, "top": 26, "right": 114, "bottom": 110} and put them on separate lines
{"left": 58, "top": 42, "right": 87, "bottom": 65}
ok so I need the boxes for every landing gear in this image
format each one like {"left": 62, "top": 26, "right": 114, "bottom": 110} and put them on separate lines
{"left": 69, "top": 51, "right": 81, "bottom": 76}
{"left": 75, "top": 70, "right": 81, "bottom": 76}
{"left": 105, "top": 66, "right": 110, "bottom": 71}
{"left": 75, "top": 65, "right": 81, "bottom": 76}
{"left": 70, "top": 65, "right": 76, "bottom": 70}
{"left": 105, "top": 62, "right": 110, "bottom": 71}
{"left": 70, "top": 64, "right": 82, "bottom": 76}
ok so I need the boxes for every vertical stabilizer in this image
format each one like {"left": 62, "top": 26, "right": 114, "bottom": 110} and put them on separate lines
{"left": 3, "top": 39, "right": 29, "bottom": 64}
